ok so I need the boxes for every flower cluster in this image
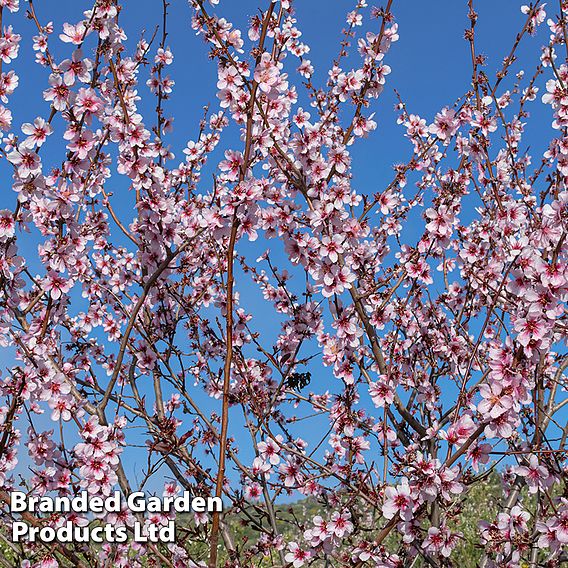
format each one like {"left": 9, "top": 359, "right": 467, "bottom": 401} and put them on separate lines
{"left": 0, "top": 0, "right": 565, "bottom": 566}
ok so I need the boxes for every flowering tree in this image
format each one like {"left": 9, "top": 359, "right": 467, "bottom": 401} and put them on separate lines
{"left": 0, "top": 0, "right": 567, "bottom": 566}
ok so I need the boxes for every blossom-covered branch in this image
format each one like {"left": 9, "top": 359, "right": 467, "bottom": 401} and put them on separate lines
{"left": 0, "top": 0, "right": 566, "bottom": 567}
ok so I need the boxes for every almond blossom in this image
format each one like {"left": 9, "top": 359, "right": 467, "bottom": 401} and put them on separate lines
{"left": 0, "top": 0, "right": 565, "bottom": 566}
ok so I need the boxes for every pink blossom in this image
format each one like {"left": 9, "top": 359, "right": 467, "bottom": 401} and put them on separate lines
{"left": 59, "top": 22, "right": 87, "bottom": 44}
{"left": 382, "top": 478, "right": 415, "bottom": 521}
{"left": 44, "top": 271, "right": 72, "bottom": 300}
{"left": 284, "top": 542, "right": 311, "bottom": 568}
{"left": 0, "top": 210, "right": 15, "bottom": 240}
{"left": 7, "top": 145, "right": 41, "bottom": 177}
{"left": 21, "top": 117, "right": 53, "bottom": 147}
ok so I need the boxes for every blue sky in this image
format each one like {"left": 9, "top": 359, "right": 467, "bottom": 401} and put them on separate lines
{"left": 2, "top": 1, "right": 560, "bottom": 497}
